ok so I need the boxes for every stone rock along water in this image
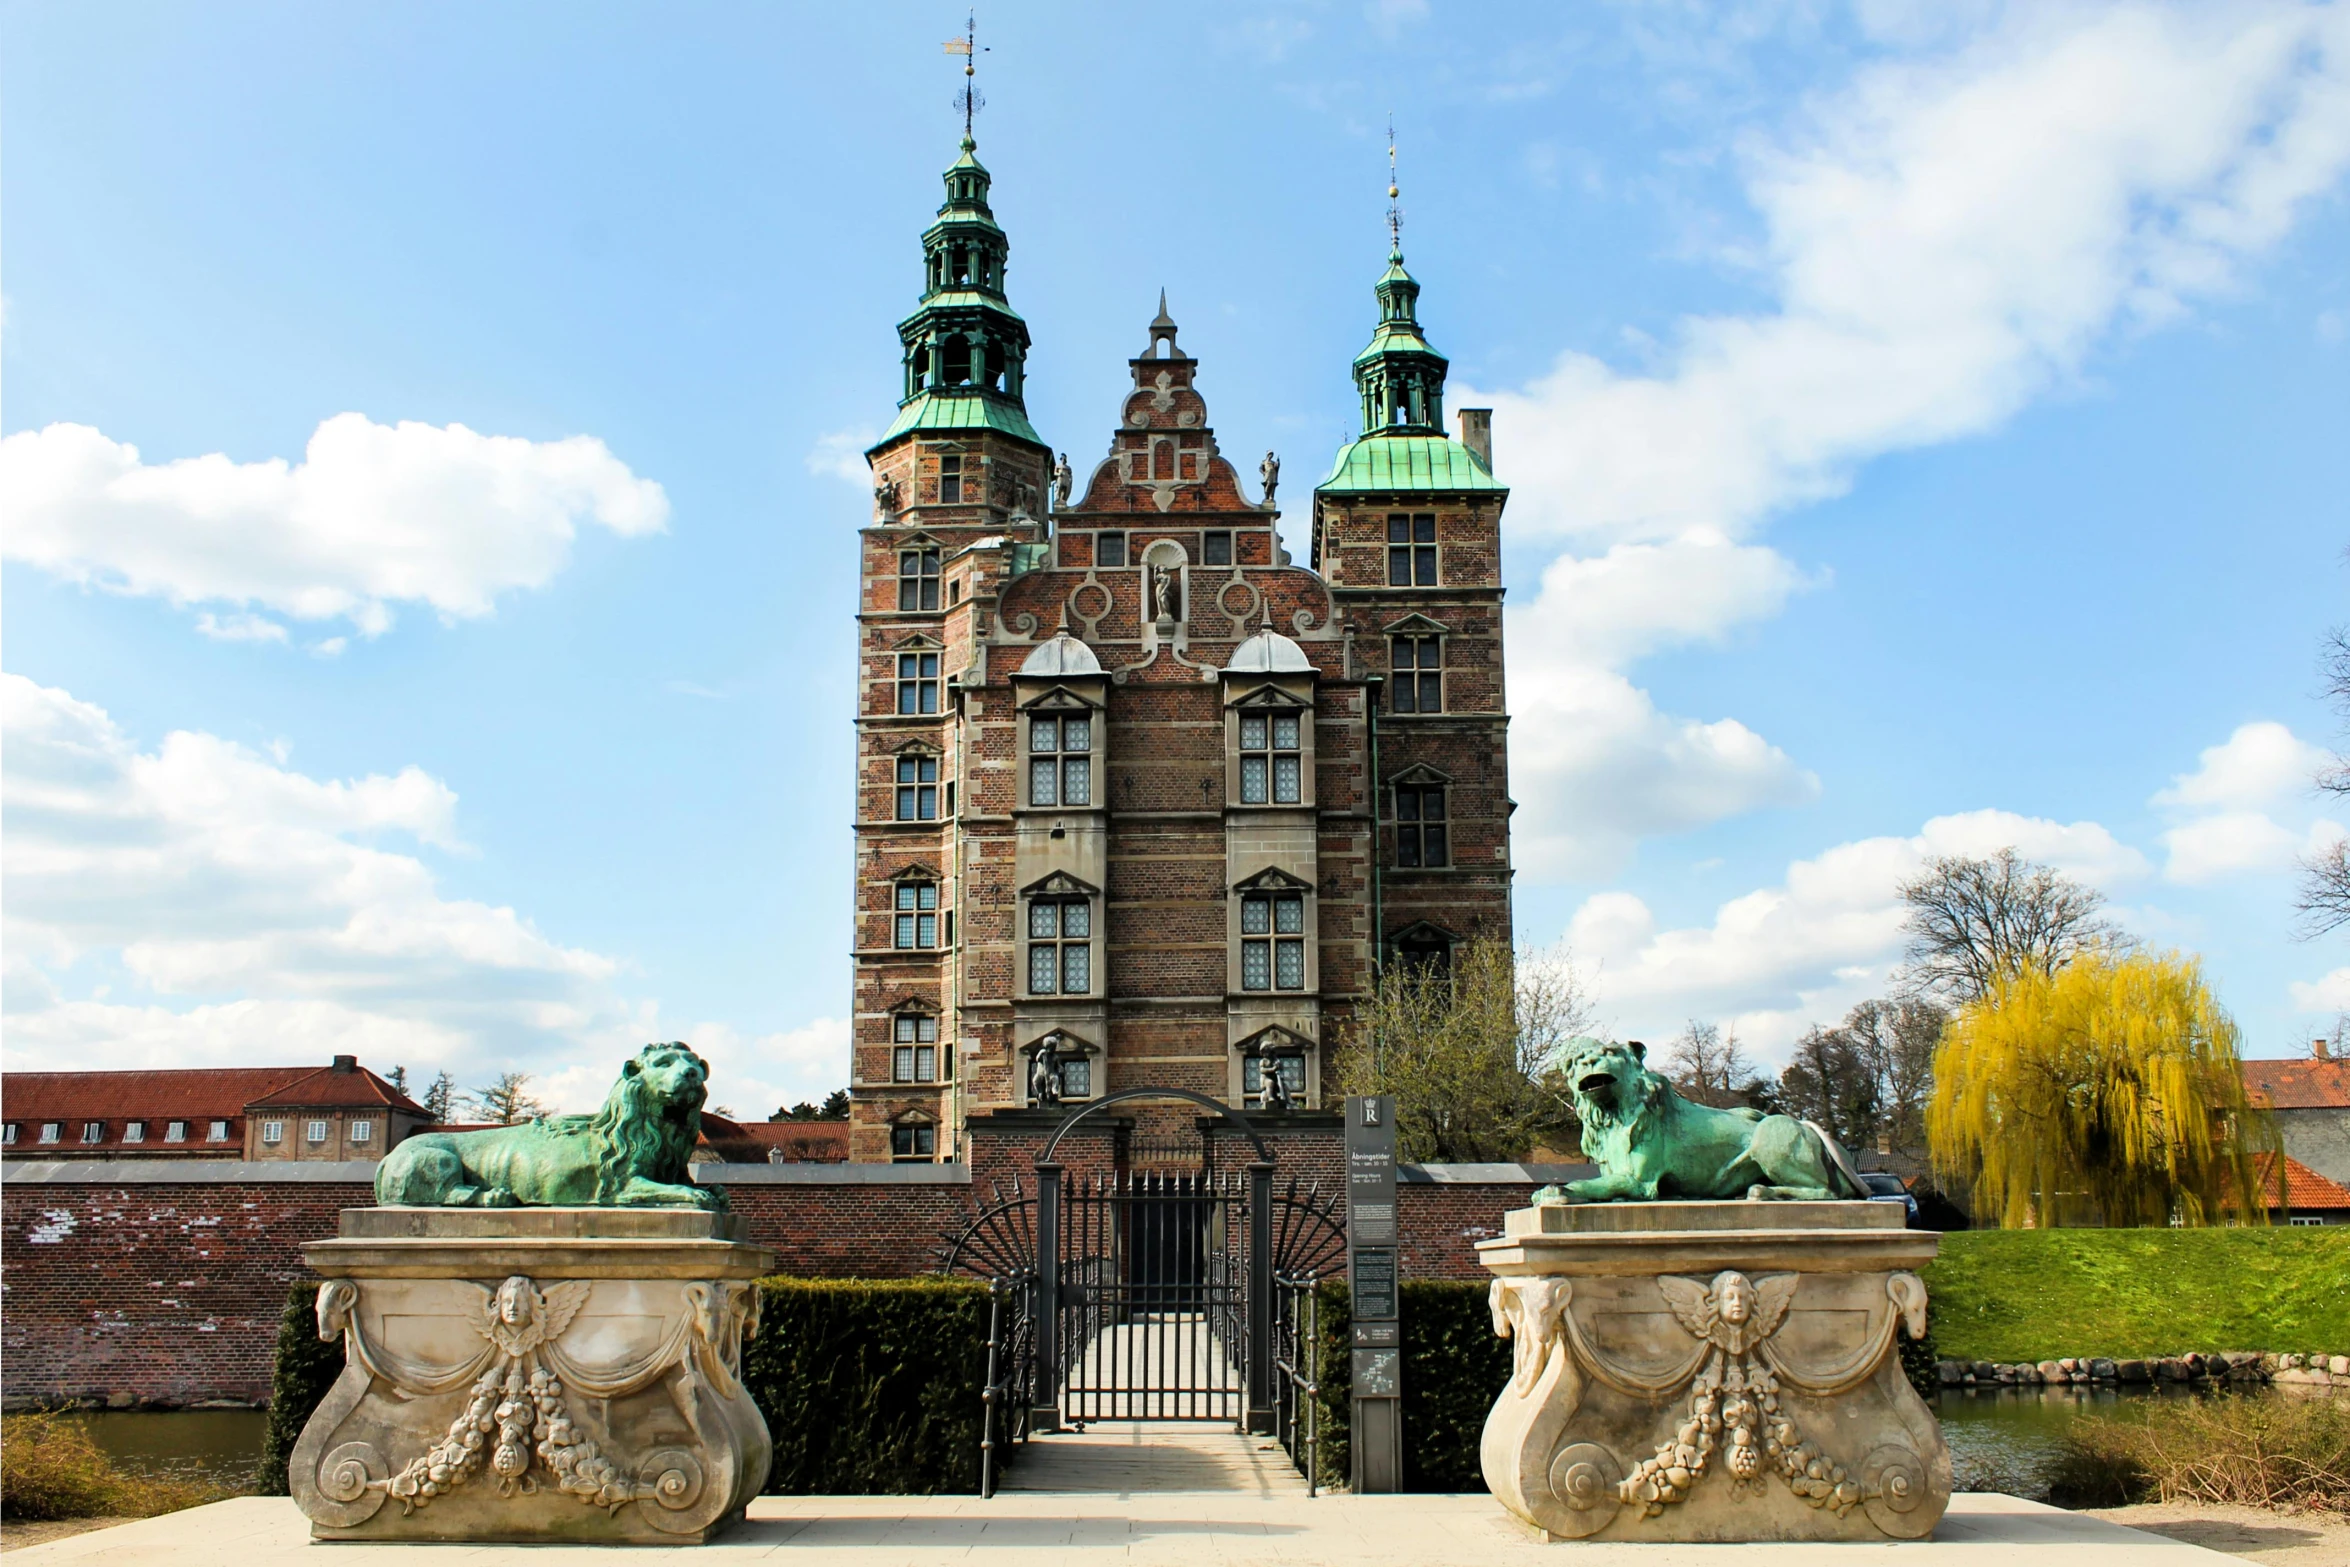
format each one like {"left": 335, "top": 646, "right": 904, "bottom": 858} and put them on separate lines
{"left": 287, "top": 1207, "right": 775, "bottom": 1544}
{"left": 1479, "top": 1200, "right": 1949, "bottom": 1544}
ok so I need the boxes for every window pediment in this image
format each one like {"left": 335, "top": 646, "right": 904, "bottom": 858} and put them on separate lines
{"left": 1389, "top": 918, "right": 1457, "bottom": 944}
{"left": 1235, "top": 1024, "right": 1315, "bottom": 1057}
{"left": 1020, "top": 870, "right": 1099, "bottom": 899}
{"left": 891, "top": 631, "right": 945, "bottom": 651}
{"left": 889, "top": 862, "right": 944, "bottom": 883}
{"left": 1225, "top": 683, "right": 1311, "bottom": 711}
{"left": 1382, "top": 612, "right": 1452, "bottom": 636}
{"left": 893, "top": 738, "right": 941, "bottom": 757}
{"left": 1388, "top": 762, "right": 1454, "bottom": 787}
{"left": 1029, "top": 1027, "right": 1098, "bottom": 1056}
{"left": 895, "top": 529, "right": 946, "bottom": 550}
{"left": 1015, "top": 684, "right": 1103, "bottom": 711}
{"left": 890, "top": 997, "right": 940, "bottom": 1016}
{"left": 890, "top": 1109, "right": 937, "bottom": 1127}
{"left": 1232, "top": 866, "right": 1314, "bottom": 895}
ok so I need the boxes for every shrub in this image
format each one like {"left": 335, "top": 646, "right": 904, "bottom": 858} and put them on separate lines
{"left": 744, "top": 1278, "right": 995, "bottom": 1494}
{"left": 256, "top": 1276, "right": 1002, "bottom": 1499}
{"left": 2049, "top": 1392, "right": 2350, "bottom": 1513}
{"left": 1307, "top": 1279, "right": 1511, "bottom": 1492}
{"left": 0, "top": 1411, "right": 216, "bottom": 1522}
{"left": 255, "top": 1283, "right": 341, "bottom": 1495}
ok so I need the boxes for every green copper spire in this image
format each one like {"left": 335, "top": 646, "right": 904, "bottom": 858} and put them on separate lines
{"left": 871, "top": 132, "right": 1043, "bottom": 451}
{"left": 1349, "top": 133, "right": 1448, "bottom": 437}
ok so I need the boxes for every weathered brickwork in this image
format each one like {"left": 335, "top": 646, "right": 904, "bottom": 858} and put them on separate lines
{"left": 847, "top": 139, "right": 1515, "bottom": 1163}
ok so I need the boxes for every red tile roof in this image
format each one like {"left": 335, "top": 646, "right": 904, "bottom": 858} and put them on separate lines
{"left": 247, "top": 1064, "right": 427, "bottom": 1114}
{"left": 698, "top": 1115, "right": 849, "bottom": 1163}
{"left": 3, "top": 1061, "right": 425, "bottom": 1124}
{"left": 2245, "top": 1056, "right": 2350, "bottom": 1110}
{"left": 2256, "top": 1152, "right": 2350, "bottom": 1212}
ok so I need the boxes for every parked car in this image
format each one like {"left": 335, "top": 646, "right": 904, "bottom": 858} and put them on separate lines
{"left": 1861, "top": 1171, "right": 1919, "bottom": 1225}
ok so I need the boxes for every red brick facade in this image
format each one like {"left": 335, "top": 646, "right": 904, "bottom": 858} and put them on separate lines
{"left": 848, "top": 143, "right": 1514, "bottom": 1164}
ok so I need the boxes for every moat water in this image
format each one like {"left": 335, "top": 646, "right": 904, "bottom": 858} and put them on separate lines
{"left": 60, "top": 1409, "right": 269, "bottom": 1491}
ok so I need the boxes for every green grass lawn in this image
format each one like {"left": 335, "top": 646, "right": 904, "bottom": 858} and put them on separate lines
{"left": 1923, "top": 1227, "right": 2350, "bottom": 1364}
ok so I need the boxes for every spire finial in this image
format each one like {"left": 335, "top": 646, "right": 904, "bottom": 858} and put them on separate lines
{"left": 945, "top": 12, "right": 987, "bottom": 142}
{"left": 1386, "top": 115, "right": 1403, "bottom": 257}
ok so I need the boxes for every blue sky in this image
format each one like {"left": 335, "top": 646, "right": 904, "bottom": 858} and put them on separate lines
{"left": 6, "top": 2, "right": 2348, "bottom": 1114}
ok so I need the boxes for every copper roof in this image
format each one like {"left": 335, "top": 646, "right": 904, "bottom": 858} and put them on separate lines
{"left": 2256, "top": 1151, "right": 2350, "bottom": 1211}
{"left": 2244, "top": 1056, "right": 2350, "bottom": 1110}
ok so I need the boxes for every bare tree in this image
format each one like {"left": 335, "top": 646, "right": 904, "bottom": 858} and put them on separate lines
{"left": 466, "top": 1071, "right": 544, "bottom": 1126}
{"left": 1777, "top": 998, "right": 1948, "bottom": 1158}
{"left": 1658, "top": 1020, "right": 1770, "bottom": 1110}
{"left": 2297, "top": 629, "right": 2350, "bottom": 935}
{"left": 420, "top": 1071, "right": 458, "bottom": 1122}
{"left": 1896, "top": 848, "right": 2119, "bottom": 1002}
{"left": 1329, "top": 939, "right": 1594, "bottom": 1163}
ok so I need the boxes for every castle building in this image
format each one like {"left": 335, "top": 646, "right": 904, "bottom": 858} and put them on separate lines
{"left": 846, "top": 132, "right": 1515, "bottom": 1162}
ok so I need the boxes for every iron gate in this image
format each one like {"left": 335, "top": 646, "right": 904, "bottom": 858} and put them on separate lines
{"left": 940, "top": 1089, "right": 1344, "bottom": 1435}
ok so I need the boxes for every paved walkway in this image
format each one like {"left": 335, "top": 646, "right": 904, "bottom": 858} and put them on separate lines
{"left": 4, "top": 1493, "right": 2242, "bottom": 1564}
{"left": 1000, "top": 1421, "right": 1311, "bottom": 1495}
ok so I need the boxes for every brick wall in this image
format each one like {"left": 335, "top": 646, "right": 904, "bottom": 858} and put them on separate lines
{"left": 2, "top": 1154, "right": 1572, "bottom": 1406}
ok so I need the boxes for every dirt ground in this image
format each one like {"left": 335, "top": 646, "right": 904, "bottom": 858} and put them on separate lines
{"left": 0, "top": 1518, "right": 139, "bottom": 1553}
{"left": 2090, "top": 1502, "right": 2350, "bottom": 1566}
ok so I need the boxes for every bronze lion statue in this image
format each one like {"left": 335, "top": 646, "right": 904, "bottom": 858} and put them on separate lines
{"left": 375, "top": 1042, "right": 725, "bottom": 1210}
{"left": 1531, "top": 1037, "right": 1866, "bottom": 1205}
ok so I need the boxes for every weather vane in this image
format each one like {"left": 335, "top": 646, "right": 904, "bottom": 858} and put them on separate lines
{"left": 1386, "top": 115, "right": 1403, "bottom": 254}
{"left": 944, "top": 13, "right": 988, "bottom": 137}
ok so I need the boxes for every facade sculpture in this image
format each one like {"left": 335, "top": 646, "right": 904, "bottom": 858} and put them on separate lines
{"left": 1259, "top": 450, "right": 1279, "bottom": 505}
{"left": 373, "top": 1043, "right": 723, "bottom": 1210}
{"left": 1531, "top": 1038, "right": 1866, "bottom": 1205}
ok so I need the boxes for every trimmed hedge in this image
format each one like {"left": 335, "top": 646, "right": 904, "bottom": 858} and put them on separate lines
{"left": 1308, "top": 1280, "right": 1510, "bottom": 1493}
{"left": 255, "top": 1276, "right": 1001, "bottom": 1497}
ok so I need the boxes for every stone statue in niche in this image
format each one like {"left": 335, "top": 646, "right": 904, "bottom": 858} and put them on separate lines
{"left": 1151, "top": 568, "right": 1179, "bottom": 624}
{"left": 1260, "top": 451, "right": 1280, "bottom": 506}
{"left": 1053, "top": 452, "right": 1073, "bottom": 509}
{"left": 1029, "top": 1041, "right": 1063, "bottom": 1108}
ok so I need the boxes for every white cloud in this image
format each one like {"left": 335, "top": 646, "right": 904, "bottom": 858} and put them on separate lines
{"left": 2290, "top": 966, "right": 2350, "bottom": 1011}
{"left": 1478, "top": 5, "right": 2350, "bottom": 881}
{"left": 0, "top": 675, "right": 844, "bottom": 1114}
{"left": 2155, "top": 720, "right": 2329, "bottom": 810}
{"left": 1571, "top": 808, "right": 2148, "bottom": 1061}
{"left": 1, "top": 414, "right": 669, "bottom": 638}
{"left": 2152, "top": 720, "right": 2342, "bottom": 883}
{"left": 806, "top": 428, "right": 879, "bottom": 486}
{"left": 194, "top": 611, "right": 289, "bottom": 645}
{"left": 1472, "top": 5, "right": 2350, "bottom": 547}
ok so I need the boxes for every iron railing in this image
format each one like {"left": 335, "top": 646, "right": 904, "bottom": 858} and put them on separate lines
{"left": 978, "top": 1272, "right": 1038, "bottom": 1499}
{"left": 1271, "top": 1274, "right": 1323, "bottom": 1494}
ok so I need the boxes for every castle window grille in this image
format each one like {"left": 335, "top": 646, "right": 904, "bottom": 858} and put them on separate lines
{"left": 1387, "top": 513, "right": 1437, "bottom": 586}
{"left": 894, "top": 882, "right": 939, "bottom": 949}
{"left": 896, "top": 652, "right": 940, "bottom": 714}
{"left": 1028, "top": 898, "right": 1092, "bottom": 994}
{"left": 898, "top": 548, "right": 940, "bottom": 611}
{"left": 1239, "top": 713, "right": 1302, "bottom": 804}
{"left": 892, "top": 1123, "right": 936, "bottom": 1160}
{"left": 897, "top": 754, "right": 939, "bottom": 819}
{"left": 1097, "top": 532, "right": 1127, "bottom": 567}
{"left": 1241, "top": 893, "right": 1307, "bottom": 991}
{"left": 1028, "top": 715, "right": 1092, "bottom": 807}
{"left": 1204, "top": 530, "right": 1232, "bottom": 566}
{"left": 939, "top": 453, "right": 964, "bottom": 502}
{"left": 1395, "top": 784, "right": 1449, "bottom": 868}
{"left": 1391, "top": 635, "right": 1443, "bottom": 713}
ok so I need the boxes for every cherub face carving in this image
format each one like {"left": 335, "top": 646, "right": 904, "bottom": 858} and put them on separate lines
{"left": 496, "top": 1276, "right": 535, "bottom": 1327}
{"left": 1713, "top": 1271, "right": 1752, "bottom": 1326}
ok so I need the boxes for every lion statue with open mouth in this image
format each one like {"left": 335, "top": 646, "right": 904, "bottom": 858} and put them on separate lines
{"left": 375, "top": 1042, "right": 725, "bottom": 1211}
{"left": 1532, "top": 1037, "right": 1866, "bottom": 1205}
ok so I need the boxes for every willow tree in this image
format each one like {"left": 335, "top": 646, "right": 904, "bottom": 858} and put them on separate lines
{"left": 1329, "top": 939, "right": 1589, "bottom": 1163}
{"left": 1926, "top": 951, "right": 2273, "bottom": 1227}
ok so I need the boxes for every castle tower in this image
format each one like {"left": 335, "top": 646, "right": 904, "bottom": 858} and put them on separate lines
{"left": 847, "top": 132, "right": 1054, "bottom": 1165}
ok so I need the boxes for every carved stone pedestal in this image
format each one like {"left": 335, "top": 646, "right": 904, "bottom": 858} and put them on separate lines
{"left": 288, "top": 1208, "right": 775, "bottom": 1544}
{"left": 1478, "top": 1200, "right": 1948, "bottom": 1544}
